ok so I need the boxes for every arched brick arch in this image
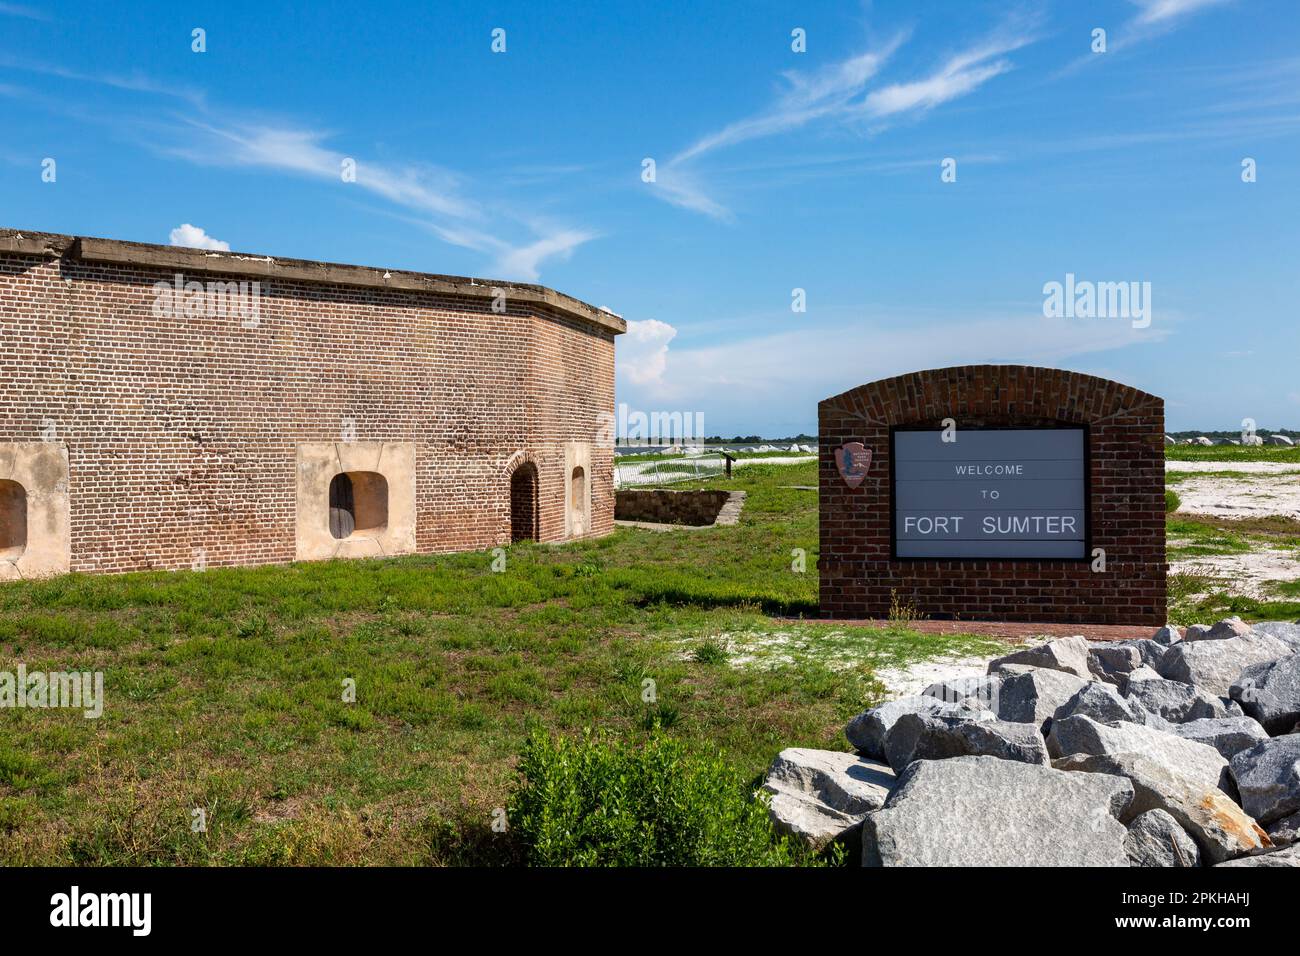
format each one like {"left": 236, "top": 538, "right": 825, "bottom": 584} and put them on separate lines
{"left": 818, "top": 366, "right": 1165, "bottom": 625}
{"left": 504, "top": 451, "right": 541, "bottom": 543}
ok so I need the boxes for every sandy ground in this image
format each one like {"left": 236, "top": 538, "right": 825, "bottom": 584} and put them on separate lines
{"left": 1168, "top": 459, "right": 1300, "bottom": 519}
{"left": 1171, "top": 547, "right": 1300, "bottom": 599}
{"left": 871, "top": 654, "right": 1002, "bottom": 698}
{"left": 1167, "top": 460, "right": 1300, "bottom": 595}
{"left": 1173, "top": 475, "right": 1300, "bottom": 519}
{"left": 1165, "top": 460, "right": 1300, "bottom": 475}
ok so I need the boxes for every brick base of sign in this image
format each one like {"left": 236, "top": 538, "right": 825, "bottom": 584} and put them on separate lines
{"left": 818, "top": 366, "right": 1166, "bottom": 626}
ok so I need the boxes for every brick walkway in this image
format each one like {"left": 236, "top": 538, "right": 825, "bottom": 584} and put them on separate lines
{"left": 801, "top": 618, "right": 1155, "bottom": 643}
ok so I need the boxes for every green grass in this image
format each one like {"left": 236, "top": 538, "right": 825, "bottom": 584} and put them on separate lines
{"left": 0, "top": 459, "right": 1006, "bottom": 866}
{"left": 1165, "top": 444, "right": 1300, "bottom": 463}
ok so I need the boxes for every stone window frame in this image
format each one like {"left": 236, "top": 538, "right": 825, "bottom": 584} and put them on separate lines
{"left": 564, "top": 441, "right": 592, "bottom": 540}
{"left": 0, "top": 443, "right": 70, "bottom": 581}
{"left": 295, "top": 442, "right": 415, "bottom": 562}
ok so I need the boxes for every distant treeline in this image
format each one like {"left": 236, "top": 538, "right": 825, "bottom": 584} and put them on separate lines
{"left": 702, "top": 434, "right": 816, "bottom": 444}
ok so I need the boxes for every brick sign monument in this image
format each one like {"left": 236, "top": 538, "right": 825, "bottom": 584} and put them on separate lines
{"left": 819, "top": 366, "right": 1166, "bottom": 625}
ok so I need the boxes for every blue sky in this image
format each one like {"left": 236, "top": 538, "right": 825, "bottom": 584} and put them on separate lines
{"left": 2, "top": 0, "right": 1297, "bottom": 436}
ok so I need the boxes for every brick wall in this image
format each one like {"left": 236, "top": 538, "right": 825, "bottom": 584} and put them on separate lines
{"left": 819, "top": 366, "right": 1166, "bottom": 625}
{"left": 614, "top": 489, "right": 730, "bottom": 526}
{"left": 0, "top": 231, "right": 621, "bottom": 573}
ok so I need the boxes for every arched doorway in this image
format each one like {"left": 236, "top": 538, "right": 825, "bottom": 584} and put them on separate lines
{"left": 0, "top": 479, "right": 26, "bottom": 560}
{"left": 510, "top": 462, "right": 539, "bottom": 542}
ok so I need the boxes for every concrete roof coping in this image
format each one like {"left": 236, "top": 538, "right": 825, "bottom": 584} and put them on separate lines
{"left": 0, "top": 228, "right": 626, "bottom": 336}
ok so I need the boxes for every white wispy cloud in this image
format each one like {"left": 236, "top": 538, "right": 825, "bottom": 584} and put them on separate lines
{"left": 1131, "top": 0, "right": 1233, "bottom": 26}
{"left": 0, "top": 58, "right": 596, "bottom": 281}
{"left": 488, "top": 227, "right": 598, "bottom": 282}
{"left": 0, "top": 3, "right": 49, "bottom": 20}
{"left": 0, "top": 54, "right": 206, "bottom": 106}
{"left": 1058, "top": 0, "right": 1234, "bottom": 74}
{"left": 652, "top": 21, "right": 1037, "bottom": 220}
{"left": 157, "top": 118, "right": 595, "bottom": 280}
{"left": 673, "top": 37, "right": 905, "bottom": 165}
{"left": 857, "top": 33, "right": 1035, "bottom": 121}
{"left": 169, "top": 224, "right": 229, "bottom": 251}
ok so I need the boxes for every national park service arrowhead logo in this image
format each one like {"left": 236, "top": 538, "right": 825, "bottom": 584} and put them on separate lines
{"left": 835, "top": 442, "right": 871, "bottom": 488}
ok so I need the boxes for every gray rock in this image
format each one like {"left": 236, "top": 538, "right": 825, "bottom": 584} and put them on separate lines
{"left": 1251, "top": 621, "right": 1300, "bottom": 653}
{"left": 1088, "top": 644, "right": 1143, "bottom": 686}
{"left": 1229, "top": 654, "right": 1300, "bottom": 735}
{"left": 883, "top": 712, "right": 1049, "bottom": 773}
{"left": 1152, "top": 625, "right": 1182, "bottom": 646}
{"left": 1129, "top": 640, "right": 1171, "bottom": 672}
{"left": 863, "top": 756, "right": 1133, "bottom": 867}
{"left": 1157, "top": 633, "right": 1293, "bottom": 696}
{"left": 845, "top": 695, "right": 948, "bottom": 758}
{"left": 1054, "top": 751, "right": 1269, "bottom": 863}
{"left": 1054, "top": 681, "right": 1149, "bottom": 728}
{"left": 1171, "top": 717, "right": 1270, "bottom": 761}
{"left": 1183, "top": 624, "right": 1213, "bottom": 642}
{"left": 1047, "top": 715, "right": 1235, "bottom": 795}
{"left": 1229, "top": 735, "right": 1300, "bottom": 826}
{"left": 1216, "top": 843, "right": 1300, "bottom": 867}
{"left": 1126, "top": 669, "right": 1235, "bottom": 723}
{"left": 987, "top": 636, "right": 1092, "bottom": 680}
{"left": 1266, "top": 810, "right": 1300, "bottom": 847}
{"left": 1125, "top": 809, "right": 1201, "bottom": 867}
{"left": 995, "top": 667, "right": 1091, "bottom": 733}
{"left": 921, "top": 674, "right": 1002, "bottom": 711}
{"left": 1190, "top": 621, "right": 1253, "bottom": 642}
{"left": 761, "top": 748, "right": 895, "bottom": 850}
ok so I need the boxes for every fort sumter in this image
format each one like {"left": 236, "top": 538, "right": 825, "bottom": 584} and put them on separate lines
{"left": 900, "top": 514, "right": 1080, "bottom": 536}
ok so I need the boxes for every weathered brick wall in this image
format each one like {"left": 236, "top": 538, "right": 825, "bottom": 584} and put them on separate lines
{"left": 614, "top": 489, "right": 730, "bottom": 525}
{"left": 819, "top": 366, "right": 1166, "bottom": 625}
{"left": 0, "top": 232, "right": 619, "bottom": 573}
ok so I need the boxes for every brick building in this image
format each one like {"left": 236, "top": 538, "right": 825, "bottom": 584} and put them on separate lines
{"left": 819, "top": 365, "right": 1166, "bottom": 626}
{"left": 0, "top": 228, "right": 623, "bottom": 578}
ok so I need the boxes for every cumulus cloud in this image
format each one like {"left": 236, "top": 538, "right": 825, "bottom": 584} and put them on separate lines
{"left": 168, "top": 223, "right": 229, "bottom": 251}
{"left": 617, "top": 311, "right": 1172, "bottom": 433}
{"left": 617, "top": 319, "right": 677, "bottom": 387}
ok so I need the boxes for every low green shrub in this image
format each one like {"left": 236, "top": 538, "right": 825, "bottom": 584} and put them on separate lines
{"left": 506, "top": 730, "right": 806, "bottom": 866}
{"left": 1165, "top": 488, "right": 1181, "bottom": 513}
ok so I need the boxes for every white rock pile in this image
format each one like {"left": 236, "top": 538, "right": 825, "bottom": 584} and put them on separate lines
{"left": 762, "top": 619, "right": 1300, "bottom": 866}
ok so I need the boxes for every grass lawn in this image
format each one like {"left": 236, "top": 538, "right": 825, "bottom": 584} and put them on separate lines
{"left": 1165, "top": 444, "right": 1300, "bottom": 463}
{"left": 0, "top": 460, "right": 1008, "bottom": 866}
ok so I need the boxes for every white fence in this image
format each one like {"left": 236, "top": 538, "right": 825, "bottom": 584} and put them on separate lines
{"left": 614, "top": 453, "right": 727, "bottom": 488}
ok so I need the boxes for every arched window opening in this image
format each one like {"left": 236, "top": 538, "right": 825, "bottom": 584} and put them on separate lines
{"left": 329, "top": 472, "right": 389, "bottom": 540}
{"left": 570, "top": 466, "right": 587, "bottom": 536}
{"left": 0, "top": 479, "right": 26, "bottom": 559}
